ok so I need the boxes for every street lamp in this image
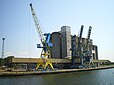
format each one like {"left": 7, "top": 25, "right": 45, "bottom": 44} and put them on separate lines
{"left": 2, "top": 38, "right": 5, "bottom": 59}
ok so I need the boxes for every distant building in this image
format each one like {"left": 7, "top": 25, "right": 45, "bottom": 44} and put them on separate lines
{"left": 51, "top": 26, "right": 98, "bottom": 60}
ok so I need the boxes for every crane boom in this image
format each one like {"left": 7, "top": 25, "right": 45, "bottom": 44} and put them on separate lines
{"left": 30, "top": 3, "right": 45, "bottom": 44}
{"left": 87, "top": 26, "right": 92, "bottom": 42}
{"left": 86, "top": 26, "right": 92, "bottom": 56}
{"left": 78, "top": 25, "right": 84, "bottom": 56}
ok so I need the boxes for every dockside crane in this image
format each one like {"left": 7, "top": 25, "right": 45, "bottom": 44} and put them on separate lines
{"left": 71, "top": 25, "right": 84, "bottom": 68}
{"left": 84, "top": 26, "right": 93, "bottom": 67}
{"left": 29, "top": 3, "right": 54, "bottom": 70}
{"left": 82, "top": 26, "right": 93, "bottom": 68}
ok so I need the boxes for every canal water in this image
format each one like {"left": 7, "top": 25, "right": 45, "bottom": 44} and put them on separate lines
{"left": 0, "top": 68, "right": 114, "bottom": 85}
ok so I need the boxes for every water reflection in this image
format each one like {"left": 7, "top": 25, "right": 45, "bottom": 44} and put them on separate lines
{"left": 0, "top": 68, "right": 114, "bottom": 85}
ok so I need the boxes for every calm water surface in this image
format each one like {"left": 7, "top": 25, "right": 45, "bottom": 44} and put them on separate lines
{"left": 0, "top": 68, "right": 114, "bottom": 85}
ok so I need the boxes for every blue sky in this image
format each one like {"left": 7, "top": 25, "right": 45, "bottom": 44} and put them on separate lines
{"left": 0, "top": 0, "right": 114, "bottom": 61}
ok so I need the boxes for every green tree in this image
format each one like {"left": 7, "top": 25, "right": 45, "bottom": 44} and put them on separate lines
{"left": 4, "top": 56, "right": 15, "bottom": 68}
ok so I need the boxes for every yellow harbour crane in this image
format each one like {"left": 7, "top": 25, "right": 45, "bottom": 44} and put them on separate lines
{"left": 29, "top": 3, "right": 54, "bottom": 70}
